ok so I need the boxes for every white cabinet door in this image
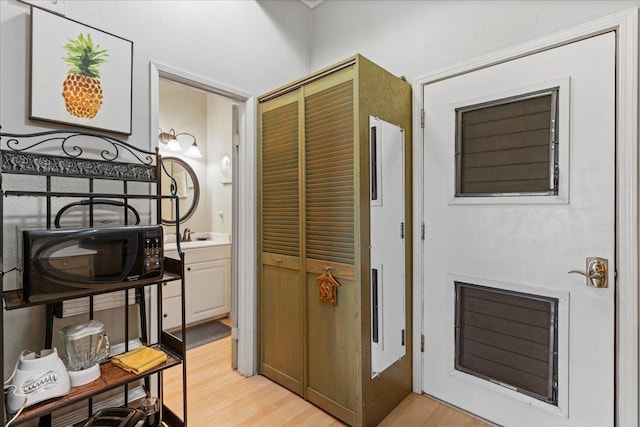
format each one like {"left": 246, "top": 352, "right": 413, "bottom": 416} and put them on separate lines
{"left": 160, "top": 280, "right": 183, "bottom": 330}
{"left": 186, "top": 259, "right": 231, "bottom": 324}
{"left": 162, "top": 279, "right": 182, "bottom": 298}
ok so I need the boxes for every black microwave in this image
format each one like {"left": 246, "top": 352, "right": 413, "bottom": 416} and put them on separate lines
{"left": 18, "top": 225, "right": 163, "bottom": 303}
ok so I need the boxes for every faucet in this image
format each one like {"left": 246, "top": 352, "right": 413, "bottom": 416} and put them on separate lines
{"left": 181, "top": 228, "right": 192, "bottom": 242}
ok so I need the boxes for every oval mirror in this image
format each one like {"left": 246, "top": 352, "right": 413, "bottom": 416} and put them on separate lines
{"left": 161, "top": 157, "right": 200, "bottom": 225}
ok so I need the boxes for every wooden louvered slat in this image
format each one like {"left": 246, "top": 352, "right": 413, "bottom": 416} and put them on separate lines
{"left": 304, "top": 229, "right": 349, "bottom": 236}
{"left": 306, "top": 123, "right": 354, "bottom": 139}
{"left": 263, "top": 159, "right": 298, "bottom": 169}
{"left": 458, "top": 92, "right": 556, "bottom": 195}
{"left": 262, "top": 222, "right": 299, "bottom": 229}
{"left": 305, "top": 80, "right": 354, "bottom": 265}
{"left": 307, "top": 244, "right": 355, "bottom": 253}
{"left": 261, "top": 101, "right": 299, "bottom": 257}
{"left": 262, "top": 188, "right": 298, "bottom": 197}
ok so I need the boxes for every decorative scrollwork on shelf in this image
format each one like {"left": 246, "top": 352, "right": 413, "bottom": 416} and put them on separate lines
{"left": 1, "top": 130, "right": 155, "bottom": 165}
{"left": 1, "top": 151, "right": 156, "bottom": 182}
{"left": 160, "top": 157, "right": 178, "bottom": 198}
{"left": 0, "top": 129, "right": 159, "bottom": 182}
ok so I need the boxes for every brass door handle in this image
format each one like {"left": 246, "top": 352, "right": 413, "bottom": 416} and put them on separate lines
{"left": 568, "top": 257, "right": 608, "bottom": 288}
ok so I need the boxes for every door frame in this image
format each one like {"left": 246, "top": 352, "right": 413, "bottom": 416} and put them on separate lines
{"left": 149, "top": 61, "right": 257, "bottom": 376}
{"left": 412, "top": 8, "right": 638, "bottom": 425}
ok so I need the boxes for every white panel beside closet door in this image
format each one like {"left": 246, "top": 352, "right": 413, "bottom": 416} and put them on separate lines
{"left": 370, "top": 116, "right": 406, "bottom": 378}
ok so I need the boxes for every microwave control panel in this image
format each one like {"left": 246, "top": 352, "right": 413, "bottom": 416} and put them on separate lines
{"left": 143, "top": 236, "right": 163, "bottom": 273}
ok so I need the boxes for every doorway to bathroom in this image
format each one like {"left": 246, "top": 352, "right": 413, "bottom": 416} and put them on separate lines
{"left": 149, "top": 62, "right": 255, "bottom": 384}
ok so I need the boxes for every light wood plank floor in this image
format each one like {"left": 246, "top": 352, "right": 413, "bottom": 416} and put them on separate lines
{"left": 163, "top": 325, "right": 489, "bottom": 426}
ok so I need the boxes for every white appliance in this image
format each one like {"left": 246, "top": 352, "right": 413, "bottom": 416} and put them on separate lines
{"left": 4, "top": 348, "right": 70, "bottom": 416}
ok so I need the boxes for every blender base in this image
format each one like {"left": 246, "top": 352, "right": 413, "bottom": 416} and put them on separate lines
{"left": 68, "top": 363, "right": 100, "bottom": 387}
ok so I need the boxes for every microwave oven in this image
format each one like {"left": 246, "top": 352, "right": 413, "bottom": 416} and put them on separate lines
{"left": 17, "top": 225, "right": 163, "bottom": 303}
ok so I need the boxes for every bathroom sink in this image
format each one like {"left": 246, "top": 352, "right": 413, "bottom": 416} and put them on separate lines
{"left": 164, "top": 233, "right": 230, "bottom": 252}
{"left": 165, "top": 240, "right": 226, "bottom": 251}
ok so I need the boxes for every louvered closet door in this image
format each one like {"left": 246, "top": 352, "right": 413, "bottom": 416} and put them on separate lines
{"left": 304, "top": 68, "right": 359, "bottom": 423}
{"left": 259, "top": 90, "right": 303, "bottom": 395}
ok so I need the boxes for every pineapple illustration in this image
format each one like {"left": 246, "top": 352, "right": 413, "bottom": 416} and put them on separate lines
{"left": 61, "top": 33, "right": 109, "bottom": 119}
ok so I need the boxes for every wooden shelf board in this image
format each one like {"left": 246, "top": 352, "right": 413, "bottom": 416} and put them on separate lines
{"left": 2, "top": 273, "right": 181, "bottom": 310}
{"left": 10, "top": 345, "right": 181, "bottom": 424}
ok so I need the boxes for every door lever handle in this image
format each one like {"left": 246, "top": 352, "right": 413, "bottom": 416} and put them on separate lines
{"left": 568, "top": 257, "right": 608, "bottom": 288}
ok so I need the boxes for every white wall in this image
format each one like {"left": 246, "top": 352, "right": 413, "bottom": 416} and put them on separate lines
{"left": 159, "top": 79, "right": 209, "bottom": 233}
{"left": 158, "top": 80, "right": 235, "bottom": 237}
{"left": 0, "top": 0, "right": 311, "bottom": 377}
{"left": 207, "top": 95, "right": 235, "bottom": 237}
{"left": 310, "top": 0, "right": 640, "bottom": 81}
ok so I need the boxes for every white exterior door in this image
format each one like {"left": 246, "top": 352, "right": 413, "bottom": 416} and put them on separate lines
{"left": 421, "top": 32, "right": 615, "bottom": 426}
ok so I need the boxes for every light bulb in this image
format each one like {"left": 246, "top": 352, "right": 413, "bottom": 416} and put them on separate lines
{"left": 185, "top": 142, "right": 202, "bottom": 158}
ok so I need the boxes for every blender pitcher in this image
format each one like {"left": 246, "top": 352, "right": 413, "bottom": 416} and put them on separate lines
{"left": 59, "top": 319, "right": 110, "bottom": 387}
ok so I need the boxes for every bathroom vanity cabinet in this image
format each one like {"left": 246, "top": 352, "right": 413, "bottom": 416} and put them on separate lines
{"left": 258, "top": 55, "right": 412, "bottom": 427}
{"left": 164, "top": 244, "right": 231, "bottom": 329}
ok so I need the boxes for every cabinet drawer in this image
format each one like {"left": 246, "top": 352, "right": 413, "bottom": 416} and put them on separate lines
{"left": 186, "top": 245, "right": 231, "bottom": 263}
{"left": 161, "top": 280, "right": 181, "bottom": 298}
{"left": 162, "top": 295, "right": 182, "bottom": 331}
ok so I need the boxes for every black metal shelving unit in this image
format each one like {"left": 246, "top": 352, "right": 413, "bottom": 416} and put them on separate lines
{"left": 0, "top": 130, "right": 188, "bottom": 427}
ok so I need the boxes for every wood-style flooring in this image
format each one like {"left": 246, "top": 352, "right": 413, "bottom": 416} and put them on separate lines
{"left": 163, "top": 324, "right": 489, "bottom": 426}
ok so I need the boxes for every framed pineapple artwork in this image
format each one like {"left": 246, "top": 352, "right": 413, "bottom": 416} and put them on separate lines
{"left": 29, "top": 7, "right": 133, "bottom": 135}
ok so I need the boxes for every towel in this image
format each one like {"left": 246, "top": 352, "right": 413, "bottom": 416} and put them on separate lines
{"left": 111, "top": 346, "right": 167, "bottom": 375}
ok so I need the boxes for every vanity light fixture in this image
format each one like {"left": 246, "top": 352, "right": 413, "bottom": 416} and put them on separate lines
{"left": 159, "top": 128, "right": 202, "bottom": 157}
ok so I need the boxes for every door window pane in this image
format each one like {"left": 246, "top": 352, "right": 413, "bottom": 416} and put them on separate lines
{"left": 456, "top": 89, "right": 559, "bottom": 196}
{"left": 455, "top": 282, "right": 559, "bottom": 404}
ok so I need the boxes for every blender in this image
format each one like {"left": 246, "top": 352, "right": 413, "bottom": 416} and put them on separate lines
{"left": 59, "top": 320, "right": 110, "bottom": 387}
